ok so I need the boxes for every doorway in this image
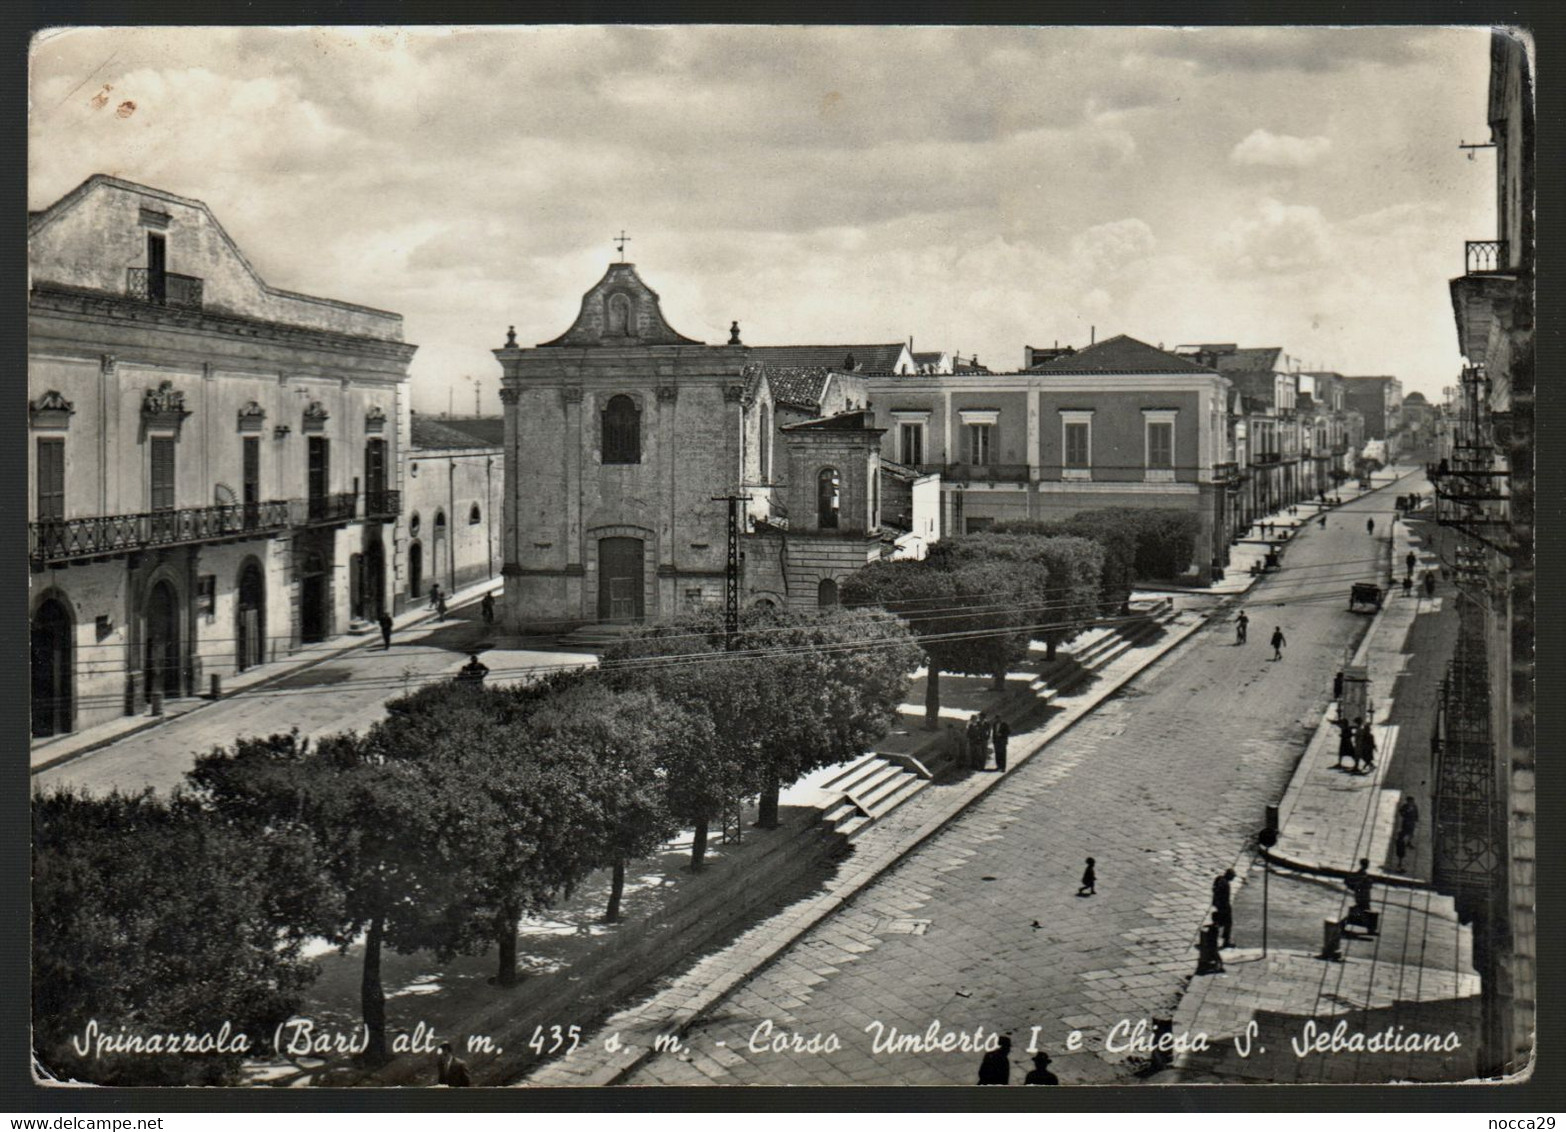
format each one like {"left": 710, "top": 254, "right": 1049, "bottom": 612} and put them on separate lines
{"left": 144, "top": 580, "right": 182, "bottom": 700}
{"left": 236, "top": 560, "right": 265, "bottom": 672}
{"left": 364, "top": 536, "right": 386, "bottom": 618}
{"left": 300, "top": 550, "right": 327, "bottom": 643}
{"left": 31, "top": 598, "right": 73, "bottom": 738}
{"left": 597, "top": 537, "right": 645, "bottom": 622}
{"left": 408, "top": 540, "right": 423, "bottom": 601}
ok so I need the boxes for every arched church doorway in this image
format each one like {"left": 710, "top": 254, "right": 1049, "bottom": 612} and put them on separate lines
{"left": 598, "top": 537, "right": 645, "bottom": 622}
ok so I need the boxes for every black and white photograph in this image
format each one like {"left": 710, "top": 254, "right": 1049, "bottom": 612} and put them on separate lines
{"left": 25, "top": 23, "right": 1536, "bottom": 1093}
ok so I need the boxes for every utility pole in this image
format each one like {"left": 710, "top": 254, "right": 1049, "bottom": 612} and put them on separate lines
{"left": 712, "top": 493, "right": 752, "bottom": 649}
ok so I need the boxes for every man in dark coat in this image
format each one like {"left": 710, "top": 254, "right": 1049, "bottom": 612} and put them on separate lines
{"left": 377, "top": 610, "right": 394, "bottom": 650}
{"left": 1406, "top": 550, "right": 1417, "bottom": 580}
{"left": 1335, "top": 716, "right": 1357, "bottom": 769}
{"left": 1077, "top": 857, "right": 1097, "bottom": 897}
{"left": 481, "top": 591, "right": 496, "bottom": 626}
{"left": 1235, "top": 611, "right": 1248, "bottom": 645}
{"left": 1024, "top": 1050, "right": 1059, "bottom": 1085}
{"left": 992, "top": 719, "right": 1011, "bottom": 772}
{"left": 435, "top": 1042, "right": 471, "bottom": 1087}
{"left": 1424, "top": 570, "right": 1437, "bottom": 599}
{"left": 1211, "top": 868, "right": 1236, "bottom": 948}
{"left": 457, "top": 653, "right": 489, "bottom": 686}
{"left": 1395, "top": 796, "right": 1420, "bottom": 869}
{"left": 1356, "top": 721, "right": 1377, "bottom": 774}
{"left": 977, "top": 1036, "right": 1012, "bottom": 1085}
{"left": 966, "top": 715, "right": 986, "bottom": 771}
{"left": 1270, "top": 626, "right": 1286, "bottom": 661}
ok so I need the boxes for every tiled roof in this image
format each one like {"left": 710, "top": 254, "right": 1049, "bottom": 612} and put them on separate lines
{"left": 912, "top": 351, "right": 945, "bottom": 366}
{"left": 781, "top": 409, "right": 878, "bottom": 432}
{"left": 746, "top": 344, "right": 908, "bottom": 373}
{"left": 1028, "top": 334, "right": 1216, "bottom": 375}
{"left": 411, "top": 416, "right": 503, "bottom": 450}
{"left": 1213, "top": 347, "right": 1283, "bottom": 375}
{"left": 763, "top": 368, "right": 834, "bottom": 410}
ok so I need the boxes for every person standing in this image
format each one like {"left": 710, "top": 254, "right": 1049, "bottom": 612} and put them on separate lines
{"left": 966, "top": 714, "right": 986, "bottom": 771}
{"left": 377, "top": 609, "right": 394, "bottom": 650}
{"left": 1211, "top": 868, "right": 1236, "bottom": 948}
{"left": 436, "top": 592, "right": 449, "bottom": 622}
{"left": 1355, "top": 720, "right": 1377, "bottom": 774}
{"left": 428, "top": 583, "right": 442, "bottom": 611}
{"left": 1023, "top": 1051, "right": 1059, "bottom": 1085}
{"left": 434, "top": 1042, "right": 471, "bottom": 1087}
{"left": 481, "top": 591, "right": 496, "bottom": 626}
{"left": 1335, "top": 716, "right": 1357, "bottom": 769}
{"left": 1347, "top": 858, "right": 1375, "bottom": 921}
{"left": 1395, "top": 796, "right": 1420, "bottom": 869}
{"left": 1405, "top": 550, "right": 1417, "bottom": 580}
{"left": 1366, "top": 517, "right": 1375, "bottom": 537}
{"left": 992, "top": 718, "right": 1011, "bottom": 773}
{"left": 977, "top": 1036, "right": 1012, "bottom": 1085}
{"left": 1077, "top": 857, "right": 1097, "bottom": 897}
{"left": 1402, "top": 574, "right": 1414, "bottom": 598}
{"left": 1270, "top": 626, "right": 1286, "bottom": 661}
{"left": 1235, "top": 611, "right": 1249, "bottom": 645}
{"left": 1424, "top": 570, "right": 1437, "bottom": 600}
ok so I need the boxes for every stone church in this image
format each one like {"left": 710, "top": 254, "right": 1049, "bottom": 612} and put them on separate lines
{"left": 492, "top": 261, "right": 892, "bottom": 632}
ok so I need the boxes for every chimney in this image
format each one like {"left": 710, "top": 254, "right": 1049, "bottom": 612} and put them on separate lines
{"left": 1091, "top": 326, "right": 1096, "bottom": 345}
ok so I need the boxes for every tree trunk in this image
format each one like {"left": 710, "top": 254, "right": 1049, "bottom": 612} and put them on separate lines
{"left": 992, "top": 666, "right": 1006, "bottom": 690}
{"left": 757, "top": 772, "right": 780, "bottom": 829}
{"left": 690, "top": 816, "right": 709, "bottom": 872}
{"left": 924, "top": 666, "right": 941, "bottom": 730}
{"left": 494, "top": 897, "right": 520, "bottom": 986}
{"left": 361, "top": 913, "right": 388, "bottom": 1062}
{"left": 606, "top": 861, "right": 626, "bottom": 923}
{"left": 1045, "top": 635, "right": 1059, "bottom": 661}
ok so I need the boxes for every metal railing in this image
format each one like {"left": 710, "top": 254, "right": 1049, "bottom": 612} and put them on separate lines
{"left": 126, "top": 268, "right": 205, "bottom": 310}
{"left": 30, "top": 500, "right": 291, "bottom": 566}
{"left": 364, "top": 488, "right": 401, "bottom": 519}
{"left": 303, "top": 491, "right": 359, "bottom": 525}
{"left": 944, "top": 462, "right": 1030, "bottom": 482}
{"left": 1464, "top": 240, "right": 1511, "bottom": 275}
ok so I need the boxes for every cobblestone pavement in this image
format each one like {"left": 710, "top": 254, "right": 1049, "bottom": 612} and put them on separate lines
{"left": 33, "top": 601, "right": 592, "bottom": 797}
{"left": 615, "top": 476, "right": 1424, "bottom": 1087}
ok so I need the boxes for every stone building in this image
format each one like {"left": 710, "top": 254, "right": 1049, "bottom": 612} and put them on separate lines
{"left": 492, "top": 262, "right": 891, "bottom": 631}
{"left": 1340, "top": 374, "right": 1405, "bottom": 455}
{"left": 401, "top": 415, "right": 504, "bottom": 605}
{"left": 29, "top": 175, "right": 414, "bottom": 738}
{"left": 864, "top": 335, "right": 1236, "bottom": 581}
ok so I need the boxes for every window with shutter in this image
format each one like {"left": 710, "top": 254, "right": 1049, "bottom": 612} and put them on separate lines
{"left": 36, "top": 439, "right": 65, "bottom": 520}
{"left": 150, "top": 437, "right": 176, "bottom": 511}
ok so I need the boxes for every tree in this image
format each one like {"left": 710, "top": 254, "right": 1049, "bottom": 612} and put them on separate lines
{"left": 930, "top": 533, "right": 1103, "bottom": 660}
{"left": 842, "top": 559, "right": 1035, "bottom": 727}
{"left": 992, "top": 517, "right": 1135, "bottom": 617}
{"left": 33, "top": 788, "right": 323, "bottom": 1085}
{"left": 187, "top": 729, "right": 490, "bottom": 1062}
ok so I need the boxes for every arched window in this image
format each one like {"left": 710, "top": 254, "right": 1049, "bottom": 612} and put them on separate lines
{"left": 434, "top": 509, "right": 447, "bottom": 540}
{"left": 817, "top": 467, "right": 841, "bottom": 529}
{"left": 409, "top": 511, "right": 421, "bottom": 537}
{"left": 759, "top": 403, "right": 772, "bottom": 482}
{"left": 469, "top": 503, "right": 482, "bottom": 525}
{"left": 607, "top": 293, "right": 632, "bottom": 336}
{"left": 602, "top": 394, "right": 641, "bottom": 464}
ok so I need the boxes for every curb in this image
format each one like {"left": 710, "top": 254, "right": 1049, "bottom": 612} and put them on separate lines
{"left": 29, "top": 586, "right": 496, "bottom": 777}
{"left": 524, "top": 608, "right": 1211, "bottom": 1086}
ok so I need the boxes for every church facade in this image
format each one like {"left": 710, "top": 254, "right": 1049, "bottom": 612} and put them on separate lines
{"left": 493, "top": 263, "right": 887, "bottom": 632}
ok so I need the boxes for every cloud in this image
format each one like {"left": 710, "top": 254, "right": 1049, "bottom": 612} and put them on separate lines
{"left": 1230, "top": 129, "right": 1333, "bottom": 168}
{"left": 1070, "top": 218, "right": 1157, "bottom": 279}
{"left": 1221, "top": 199, "right": 1333, "bottom": 273}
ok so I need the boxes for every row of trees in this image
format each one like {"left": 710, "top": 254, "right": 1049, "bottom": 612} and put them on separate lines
{"left": 33, "top": 606, "right": 919, "bottom": 1083}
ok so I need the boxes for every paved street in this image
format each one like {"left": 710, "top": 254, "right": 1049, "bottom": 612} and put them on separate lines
{"left": 33, "top": 601, "right": 593, "bottom": 797}
{"left": 621, "top": 476, "right": 1421, "bottom": 1086}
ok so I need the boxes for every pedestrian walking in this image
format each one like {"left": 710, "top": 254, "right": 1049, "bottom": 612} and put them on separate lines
{"left": 428, "top": 583, "right": 442, "bottom": 611}
{"left": 1077, "top": 857, "right": 1097, "bottom": 897}
{"left": 1211, "top": 868, "right": 1236, "bottom": 948}
{"left": 1024, "top": 1051, "right": 1059, "bottom": 1086}
{"left": 977, "top": 1035, "right": 1012, "bottom": 1084}
{"left": 1355, "top": 719, "right": 1377, "bottom": 774}
{"left": 1270, "top": 626, "right": 1286, "bottom": 661}
{"left": 434, "top": 1042, "right": 471, "bottom": 1087}
{"left": 1333, "top": 670, "right": 1344, "bottom": 701}
{"left": 436, "top": 593, "right": 448, "bottom": 622}
{"left": 1402, "top": 574, "right": 1413, "bottom": 597}
{"left": 1405, "top": 550, "right": 1417, "bottom": 579}
{"left": 377, "top": 610, "right": 394, "bottom": 650}
{"left": 1424, "top": 570, "right": 1436, "bottom": 600}
{"left": 1235, "top": 611, "right": 1249, "bottom": 645}
{"left": 1366, "top": 517, "right": 1375, "bottom": 536}
{"left": 1335, "top": 716, "right": 1357, "bottom": 769}
{"left": 992, "top": 718, "right": 1011, "bottom": 773}
{"left": 481, "top": 591, "right": 496, "bottom": 626}
{"left": 1346, "top": 858, "right": 1375, "bottom": 921}
{"left": 1395, "top": 796, "right": 1420, "bottom": 869}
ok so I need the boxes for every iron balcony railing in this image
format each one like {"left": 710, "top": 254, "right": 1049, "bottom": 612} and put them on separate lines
{"left": 30, "top": 500, "right": 291, "bottom": 567}
{"left": 303, "top": 491, "right": 360, "bottom": 525}
{"left": 126, "top": 268, "right": 205, "bottom": 310}
{"left": 1464, "top": 240, "right": 1511, "bottom": 275}
{"left": 944, "top": 462, "right": 1030, "bottom": 482}
{"left": 364, "top": 488, "right": 401, "bottom": 519}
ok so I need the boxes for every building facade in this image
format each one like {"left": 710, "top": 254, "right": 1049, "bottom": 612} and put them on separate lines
{"left": 29, "top": 176, "right": 415, "bottom": 738}
{"left": 1429, "top": 28, "right": 1534, "bottom": 1078}
{"left": 1341, "top": 374, "right": 1405, "bottom": 458}
{"left": 865, "top": 335, "right": 1235, "bottom": 581}
{"left": 401, "top": 416, "right": 504, "bottom": 606}
{"left": 493, "top": 262, "right": 890, "bottom": 631}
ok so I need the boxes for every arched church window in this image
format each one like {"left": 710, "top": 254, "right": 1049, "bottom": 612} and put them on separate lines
{"left": 602, "top": 395, "right": 641, "bottom": 465}
{"left": 817, "top": 467, "right": 841, "bottom": 530}
{"left": 607, "top": 293, "right": 632, "bottom": 336}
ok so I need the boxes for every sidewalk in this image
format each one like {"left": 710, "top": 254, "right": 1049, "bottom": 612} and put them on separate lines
{"left": 1162, "top": 470, "right": 1484, "bottom": 1084}
{"left": 30, "top": 574, "right": 503, "bottom": 775}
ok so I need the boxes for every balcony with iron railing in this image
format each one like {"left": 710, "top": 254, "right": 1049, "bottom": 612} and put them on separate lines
{"left": 364, "top": 488, "right": 402, "bottom": 520}
{"left": 943, "top": 462, "right": 1030, "bottom": 483}
{"left": 302, "top": 491, "right": 360, "bottom": 525}
{"left": 126, "top": 268, "right": 205, "bottom": 310}
{"left": 30, "top": 500, "right": 291, "bottom": 568}
{"left": 1463, "top": 240, "right": 1511, "bottom": 276}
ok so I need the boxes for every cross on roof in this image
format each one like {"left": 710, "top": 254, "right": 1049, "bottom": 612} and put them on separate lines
{"left": 614, "top": 229, "right": 632, "bottom": 261}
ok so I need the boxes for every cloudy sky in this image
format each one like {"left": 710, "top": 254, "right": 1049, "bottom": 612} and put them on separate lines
{"left": 29, "top": 25, "right": 1497, "bottom": 411}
